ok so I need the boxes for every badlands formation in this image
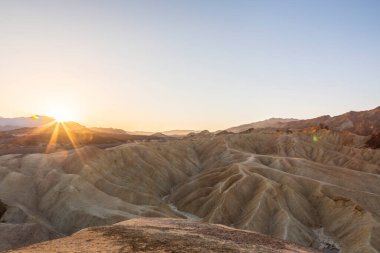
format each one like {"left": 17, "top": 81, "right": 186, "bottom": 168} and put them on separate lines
{"left": 0, "top": 126, "right": 379, "bottom": 252}
{"left": 8, "top": 218, "right": 317, "bottom": 253}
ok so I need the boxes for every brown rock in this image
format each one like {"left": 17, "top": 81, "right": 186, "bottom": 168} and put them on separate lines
{"left": 8, "top": 218, "right": 318, "bottom": 253}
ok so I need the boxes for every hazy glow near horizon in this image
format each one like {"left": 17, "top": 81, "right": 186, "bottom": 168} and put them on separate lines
{"left": 47, "top": 103, "right": 77, "bottom": 122}
{"left": 1, "top": 1, "right": 379, "bottom": 132}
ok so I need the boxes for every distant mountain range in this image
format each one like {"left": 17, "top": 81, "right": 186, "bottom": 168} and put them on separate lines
{"left": 225, "top": 118, "right": 298, "bottom": 133}
{"left": 0, "top": 117, "right": 199, "bottom": 137}
{"left": 283, "top": 106, "right": 380, "bottom": 136}
{"left": 2, "top": 106, "right": 380, "bottom": 137}
{"left": 0, "top": 122, "right": 164, "bottom": 156}
{"left": 0, "top": 116, "right": 54, "bottom": 131}
{"left": 90, "top": 127, "right": 128, "bottom": 135}
{"left": 226, "top": 106, "right": 380, "bottom": 136}
{"left": 92, "top": 128, "right": 199, "bottom": 137}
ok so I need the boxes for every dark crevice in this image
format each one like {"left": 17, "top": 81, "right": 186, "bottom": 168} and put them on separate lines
{"left": 0, "top": 200, "right": 7, "bottom": 219}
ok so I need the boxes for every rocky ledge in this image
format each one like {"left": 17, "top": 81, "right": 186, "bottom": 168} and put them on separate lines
{"left": 7, "top": 218, "right": 318, "bottom": 253}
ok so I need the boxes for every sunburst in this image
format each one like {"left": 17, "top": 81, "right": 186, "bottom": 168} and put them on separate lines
{"left": 29, "top": 107, "right": 84, "bottom": 162}
{"left": 47, "top": 104, "right": 76, "bottom": 123}
{"left": 42, "top": 120, "right": 85, "bottom": 163}
{"left": 45, "top": 121, "right": 61, "bottom": 153}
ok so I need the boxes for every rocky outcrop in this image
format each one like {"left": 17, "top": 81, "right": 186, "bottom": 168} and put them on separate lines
{"left": 8, "top": 218, "right": 318, "bottom": 253}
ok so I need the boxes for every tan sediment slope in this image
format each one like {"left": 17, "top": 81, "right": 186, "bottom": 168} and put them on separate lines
{"left": 7, "top": 218, "right": 317, "bottom": 253}
{"left": 0, "top": 129, "right": 380, "bottom": 252}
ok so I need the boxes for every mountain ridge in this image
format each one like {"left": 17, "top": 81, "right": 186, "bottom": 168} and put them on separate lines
{"left": 0, "top": 116, "right": 54, "bottom": 131}
{"left": 226, "top": 106, "right": 380, "bottom": 136}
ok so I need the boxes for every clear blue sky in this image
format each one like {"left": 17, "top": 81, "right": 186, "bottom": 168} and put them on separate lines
{"left": 1, "top": 0, "right": 379, "bottom": 131}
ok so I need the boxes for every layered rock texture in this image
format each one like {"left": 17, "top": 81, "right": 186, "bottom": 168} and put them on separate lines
{"left": 8, "top": 218, "right": 317, "bottom": 253}
{"left": 0, "top": 128, "right": 379, "bottom": 252}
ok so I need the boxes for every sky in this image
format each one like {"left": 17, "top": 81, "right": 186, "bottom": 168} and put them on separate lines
{"left": 0, "top": 0, "right": 379, "bottom": 132}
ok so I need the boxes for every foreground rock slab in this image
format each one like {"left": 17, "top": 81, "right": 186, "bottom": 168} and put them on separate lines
{"left": 8, "top": 218, "right": 318, "bottom": 253}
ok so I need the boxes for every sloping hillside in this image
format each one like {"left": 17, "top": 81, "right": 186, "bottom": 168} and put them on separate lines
{"left": 8, "top": 218, "right": 318, "bottom": 253}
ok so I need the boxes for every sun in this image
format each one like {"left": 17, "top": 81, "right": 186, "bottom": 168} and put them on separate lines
{"left": 54, "top": 111, "right": 71, "bottom": 122}
{"left": 48, "top": 105, "right": 75, "bottom": 122}
{"left": 35, "top": 102, "right": 83, "bottom": 156}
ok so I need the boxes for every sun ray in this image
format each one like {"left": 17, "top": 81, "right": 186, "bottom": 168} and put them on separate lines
{"left": 61, "top": 122, "right": 85, "bottom": 163}
{"left": 45, "top": 122, "right": 60, "bottom": 153}
{"left": 31, "top": 120, "right": 56, "bottom": 135}
{"left": 8, "top": 120, "right": 57, "bottom": 147}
